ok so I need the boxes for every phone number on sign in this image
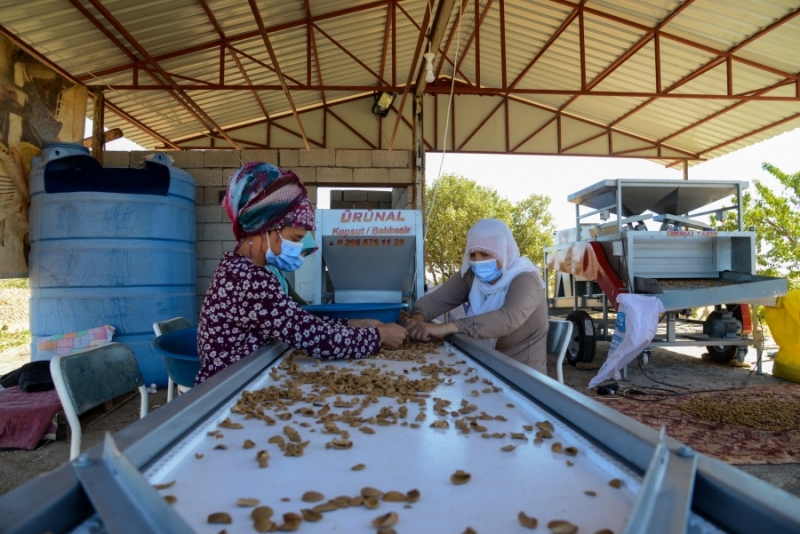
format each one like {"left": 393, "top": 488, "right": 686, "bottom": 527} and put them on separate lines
{"left": 333, "top": 238, "right": 406, "bottom": 247}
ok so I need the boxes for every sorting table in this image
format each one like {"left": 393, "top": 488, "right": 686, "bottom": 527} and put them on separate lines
{"left": 3, "top": 334, "right": 800, "bottom": 534}
{"left": 144, "top": 342, "right": 639, "bottom": 533}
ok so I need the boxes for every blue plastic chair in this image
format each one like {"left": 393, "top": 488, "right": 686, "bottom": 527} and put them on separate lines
{"left": 151, "top": 322, "right": 199, "bottom": 402}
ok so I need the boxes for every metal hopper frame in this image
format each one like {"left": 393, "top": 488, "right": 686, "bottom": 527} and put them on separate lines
{"left": 544, "top": 179, "right": 788, "bottom": 371}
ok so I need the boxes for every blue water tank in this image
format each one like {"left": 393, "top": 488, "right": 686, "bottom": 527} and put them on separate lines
{"left": 28, "top": 143, "right": 197, "bottom": 386}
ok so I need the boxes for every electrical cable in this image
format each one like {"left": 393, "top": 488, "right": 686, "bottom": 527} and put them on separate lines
{"left": 605, "top": 353, "right": 748, "bottom": 403}
{"left": 423, "top": 8, "right": 463, "bottom": 243}
{"left": 405, "top": 4, "right": 462, "bottom": 304}
{"left": 636, "top": 356, "right": 690, "bottom": 390}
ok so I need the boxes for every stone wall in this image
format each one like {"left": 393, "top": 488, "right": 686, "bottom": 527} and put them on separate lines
{"left": 104, "top": 149, "right": 414, "bottom": 314}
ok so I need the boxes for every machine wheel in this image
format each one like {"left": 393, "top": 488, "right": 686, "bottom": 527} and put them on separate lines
{"left": 640, "top": 350, "right": 651, "bottom": 366}
{"left": 706, "top": 345, "right": 737, "bottom": 363}
{"left": 736, "top": 346, "right": 748, "bottom": 363}
{"left": 566, "top": 310, "right": 596, "bottom": 365}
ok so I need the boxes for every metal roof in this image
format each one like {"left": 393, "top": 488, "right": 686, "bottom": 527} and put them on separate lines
{"left": 1, "top": 0, "right": 798, "bottom": 166}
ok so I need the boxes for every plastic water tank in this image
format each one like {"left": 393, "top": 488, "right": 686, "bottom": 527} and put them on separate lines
{"left": 28, "top": 143, "right": 197, "bottom": 386}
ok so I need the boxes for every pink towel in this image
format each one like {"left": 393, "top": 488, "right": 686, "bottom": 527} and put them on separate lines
{"left": 0, "top": 386, "right": 63, "bottom": 450}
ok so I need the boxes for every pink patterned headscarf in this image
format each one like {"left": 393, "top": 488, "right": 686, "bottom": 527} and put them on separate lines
{"left": 222, "top": 162, "right": 315, "bottom": 240}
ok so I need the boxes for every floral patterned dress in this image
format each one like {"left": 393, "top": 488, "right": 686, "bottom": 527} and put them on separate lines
{"left": 196, "top": 252, "right": 381, "bottom": 383}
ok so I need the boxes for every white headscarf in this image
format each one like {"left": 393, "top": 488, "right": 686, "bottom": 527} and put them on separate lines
{"left": 460, "top": 219, "right": 544, "bottom": 348}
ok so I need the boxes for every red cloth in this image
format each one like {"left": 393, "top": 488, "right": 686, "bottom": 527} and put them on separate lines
{"left": 0, "top": 386, "right": 63, "bottom": 450}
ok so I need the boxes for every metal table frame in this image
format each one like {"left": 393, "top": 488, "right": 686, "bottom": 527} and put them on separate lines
{"left": 2, "top": 338, "right": 799, "bottom": 534}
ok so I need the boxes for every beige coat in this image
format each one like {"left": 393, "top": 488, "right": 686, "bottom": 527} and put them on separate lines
{"left": 411, "top": 270, "right": 549, "bottom": 375}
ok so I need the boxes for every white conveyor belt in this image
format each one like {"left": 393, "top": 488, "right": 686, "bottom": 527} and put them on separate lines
{"left": 144, "top": 342, "right": 641, "bottom": 533}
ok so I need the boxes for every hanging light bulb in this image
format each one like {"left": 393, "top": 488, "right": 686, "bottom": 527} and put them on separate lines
{"left": 423, "top": 52, "right": 436, "bottom": 83}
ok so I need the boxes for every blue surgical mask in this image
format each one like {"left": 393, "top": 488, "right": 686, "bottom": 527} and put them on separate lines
{"left": 266, "top": 232, "right": 305, "bottom": 272}
{"left": 470, "top": 259, "right": 501, "bottom": 283}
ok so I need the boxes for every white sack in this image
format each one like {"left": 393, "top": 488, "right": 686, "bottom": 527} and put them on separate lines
{"left": 588, "top": 294, "right": 665, "bottom": 389}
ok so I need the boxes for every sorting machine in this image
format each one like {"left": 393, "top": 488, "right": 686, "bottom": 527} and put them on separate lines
{"left": 309, "top": 209, "right": 425, "bottom": 305}
{"left": 544, "top": 179, "right": 788, "bottom": 369}
{"left": 3, "top": 208, "right": 799, "bottom": 534}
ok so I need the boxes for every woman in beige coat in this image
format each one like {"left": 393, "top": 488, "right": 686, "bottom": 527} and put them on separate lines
{"left": 404, "top": 219, "right": 550, "bottom": 374}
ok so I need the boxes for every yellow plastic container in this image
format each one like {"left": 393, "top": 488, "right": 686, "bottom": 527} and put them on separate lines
{"left": 763, "top": 290, "right": 800, "bottom": 383}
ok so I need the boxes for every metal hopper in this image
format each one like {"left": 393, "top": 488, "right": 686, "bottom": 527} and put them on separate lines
{"left": 312, "top": 209, "right": 424, "bottom": 304}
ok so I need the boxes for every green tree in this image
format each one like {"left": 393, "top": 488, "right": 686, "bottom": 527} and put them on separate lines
{"left": 713, "top": 163, "right": 800, "bottom": 289}
{"left": 424, "top": 174, "right": 555, "bottom": 285}
{"left": 424, "top": 174, "right": 511, "bottom": 284}
{"left": 509, "top": 193, "right": 555, "bottom": 268}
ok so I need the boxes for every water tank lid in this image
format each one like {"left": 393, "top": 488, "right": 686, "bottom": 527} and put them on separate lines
{"left": 44, "top": 156, "right": 170, "bottom": 196}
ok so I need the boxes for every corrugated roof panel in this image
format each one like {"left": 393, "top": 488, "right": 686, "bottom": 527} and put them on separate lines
{"left": 1, "top": 0, "right": 132, "bottom": 75}
{"left": 437, "top": 0, "right": 476, "bottom": 80}
{"left": 672, "top": 60, "right": 785, "bottom": 96}
{"left": 662, "top": 0, "right": 796, "bottom": 54}
{"left": 588, "top": 0, "right": 684, "bottom": 28}
{"left": 671, "top": 93, "right": 800, "bottom": 151}
{"left": 736, "top": 16, "right": 800, "bottom": 75}
{"left": 448, "top": 0, "right": 487, "bottom": 85}
{"left": 654, "top": 38, "right": 719, "bottom": 91}
{"left": 83, "top": 0, "right": 218, "bottom": 58}
{"left": 390, "top": 1, "right": 429, "bottom": 85}
{"left": 233, "top": 35, "right": 295, "bottom": 84}
{"left": 701, "top": 115, "right": 800, "bottom": 161}
{"left": 514, "top": 21, "right": 583, "bottom": 91}
{"left": 615, "top": 97, "right": 730, "bottom": 145}
{"left": 589, "top": 40, "right": 657, "bottom": 93}
{"left": 471, "top": 7, "right": 502, "bottom": 88}
{"left": 265, "top": 26, "right": 319, "bottom": 86}
{"left": 514, "top": 94, "right": 574, "bottom": 112}
{"left": 314, "top": 9, "right": 391, "bottom": 88}
{"left": 159, "top": 48, "right": 250, "bottom": 86}
{"left": 210, "top": 0, "right": 305, "bottom": 38}
{"left": 501, "top": 0, "right": 574, "bottom": 87}
{"left": 2, "top": 0, "right": 798, "bottom": 157}
{"left": 582, "top": 14, "right": 649, "bottom": 83}
{"left": 563, "top": 96, "right": 651, "bottom": 125}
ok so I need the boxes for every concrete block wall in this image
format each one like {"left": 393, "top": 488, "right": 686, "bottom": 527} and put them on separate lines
{"left": 330, "top": 189, "right": 392, "bottom": 209}
{"left": 104, "top": 148, "right": 412, "bottom": 314}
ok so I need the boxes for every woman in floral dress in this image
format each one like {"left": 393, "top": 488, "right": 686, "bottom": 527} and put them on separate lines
{"left": 196, "top": 162, "right": 407, "bottom": 383}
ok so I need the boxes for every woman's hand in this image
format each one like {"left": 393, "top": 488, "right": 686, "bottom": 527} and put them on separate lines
{"left": 349, "top": 318, "right": 383, "bottom": 328}
{"left": 376, "top": 323, "right": 408, "bottom": 349}
{"left": 407, "top": 321, "right": 458, "bottom": 342}
{"left": 400, "top": 313, "right": 425, "bottom": 329}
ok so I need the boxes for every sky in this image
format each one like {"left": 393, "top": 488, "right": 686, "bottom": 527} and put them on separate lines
{"left": 88, "top": 118, "right": 800, "bottom": 230}
{"left": 426, "top": 127, "right": 800, "bottom": 229}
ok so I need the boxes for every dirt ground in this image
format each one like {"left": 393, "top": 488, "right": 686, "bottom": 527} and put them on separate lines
{"left": 1, "top": 285, "right": 798, "bottom": 502}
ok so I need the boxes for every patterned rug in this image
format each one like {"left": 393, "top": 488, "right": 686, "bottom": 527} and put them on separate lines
{"left": 593, "top": 383, "right": 800, "bottom": 465}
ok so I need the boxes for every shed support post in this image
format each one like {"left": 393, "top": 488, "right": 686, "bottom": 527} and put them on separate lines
{"left": 682, "top": 160, "right": 689, "bottom": 180}
{"left": 92, "top": 88, "right": 105, "bottom": 165}
{"left": 412, "top": 94, "right": 425, "bottom": 210}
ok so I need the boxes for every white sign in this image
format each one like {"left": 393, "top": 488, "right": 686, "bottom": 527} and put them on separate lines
{"left": 321, "top": 209, "right": 414, "bottom": 237}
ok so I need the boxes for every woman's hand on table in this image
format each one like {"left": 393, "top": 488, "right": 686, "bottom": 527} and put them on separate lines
{"left": 376, "top": 323, "right": 408, "bottom": 349}
{"left": 348, "top": 318, "right": 383, "bottom": 328}
{"left": 400, "top": 313, "right": 425, "bottom": 329}
{"left": 407, "top": 321, "right": 458, "bottom": 341}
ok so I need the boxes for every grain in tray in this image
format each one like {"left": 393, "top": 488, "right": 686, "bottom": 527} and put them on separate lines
{"left": 518, "top": 511, "right": 538, "bottom": 529}
{"left": 171, "top": 343, "right": 617, "bottom": 532}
